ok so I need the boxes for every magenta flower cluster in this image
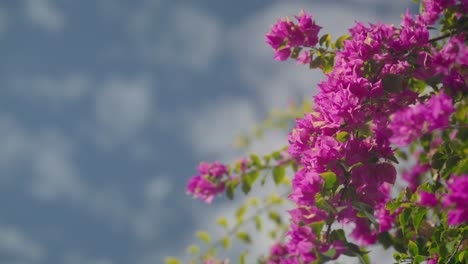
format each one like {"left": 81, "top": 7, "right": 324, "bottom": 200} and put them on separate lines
{"left": 184, "top": 1, "right": 467, "bottom": 263}
{"left": 186, "top": 161, "right": 228, "bottom": 204}
{"left": 442, "top": 175, "right": 468, "bottom": 226}
{"left": 417, "top": 174, "right": 468, "bottom": 226}
{"left": 389, "top": 92, "right": 454, "bottom": 146}
{"left": 265, "top": 10, "right": 321, "bottom": 61}
{"left": 267, "top": 3, "right": 464, "bottom": 262}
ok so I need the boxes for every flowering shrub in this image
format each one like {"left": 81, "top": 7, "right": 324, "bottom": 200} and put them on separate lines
{"left": 168, "top": 0, "right": 468, "bottom": 263}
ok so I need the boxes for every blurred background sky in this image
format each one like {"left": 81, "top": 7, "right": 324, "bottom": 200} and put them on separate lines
{"left": 0, "top": 0, "right": 416, "bottom": 263}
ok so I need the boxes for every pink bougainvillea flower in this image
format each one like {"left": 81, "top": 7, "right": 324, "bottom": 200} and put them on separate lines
{"left": 389, "top": 91, "right": 454, "bottom": 146}
{"left": 418, "top": 191, "right": 438, "bottom": 207}
{"left": 442, "top": 175, "right": 468, "bottom": 225}
{"left": 296, "top": 50, "right": 311, "bottom": 64}
{"left": 186, "top": 175, "right": 225, "bottom": 204}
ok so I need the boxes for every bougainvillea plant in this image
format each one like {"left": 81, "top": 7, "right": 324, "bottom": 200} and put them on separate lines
{"left": 167, "top": 0, "right": 468, "bottom": 263}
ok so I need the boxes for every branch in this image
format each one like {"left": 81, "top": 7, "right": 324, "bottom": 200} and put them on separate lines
{"left": 445, "top": 237, "right": 465, "bottom": 264}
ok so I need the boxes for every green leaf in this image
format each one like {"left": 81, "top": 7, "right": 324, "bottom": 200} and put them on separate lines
{"left": 236, "top": 232, "right": 252, "bottom": 244}
{"left": 323, "top": 248, "right": 337, "bottom": 258}
{"left": 335, "top": 34, "right": 350, "bottom": 49}
{"left": 248, "top": 197, "right": 259, "bottom": 206}
{"left": 431, "top": 152, "right": 445, "bottom": 171}
{"left": 241, "top": 170, "right": 260, "bottom": 194}
{"left": 459, "top": 250, "right": 467, "bottom": 262}
{"left": 226, "top": 179, "right": 238, "bottom": 200}
{"left": 412, "top": 207, "right": 426, "bottom": 232}
{"left": 320, "top": 171, "right": 337, "bottom": 189}
{"left": 291, "top": 47, "right": 302, "bottom": 59}
{"left": 399, "top": 208, "right": 410, "bottom": 235}
{"left": 195, "top": 231, "right": 211, "bottom": 244}
{"left": 413, "top": 255, "right": 425, "bottom": 264}
{"left": 386, "top": 199, "right": 401, "bottom": 214}
{"left": 268, "top": 210, "right": 282, "bottom": 225}
{"left": 310, "top": 56, "right": 324, "bottom": 69}
{"left": 236, "top": 205, "right": 247, "bottom": 223}
{"left": 272, "top": 165, "right": 286, "bottom": 185}
{"left": 271, "top": 150, "right": 282, "bottom": 160}
{"left": 377, "top": 232, "right": 393, "bottom": 249}
{"left": 267, "top": 194, "right": 283, "bottom": 204}
{"left": 352, "top": 201, "right": 379, "bottom": 231}
{"left": 408, "top": 241, "right": 419, "bottom": 256}
{"left": 205, "top": 247, "right": 217, "bottom": 258}
{"left": 330, "top": 229, "right": 347, "bottom": 242}
{"left": 319, "top": 33, "right": 332, "bottom": 47}
{"left": 221, "top": 236, "right": 230, "bottom": 249}
{"left": 254, "top": 215, "right": 262, "bottom": 231}
{"left": 216, "top": 217, "right": 228, "bottom": 229}
{"left": 239, "top": 251, "right": 248, "bottom": 264}
{"left": 269, "top": 230, "right": 277, "bottom": 239}
{"left": 186, "top": 245, "right": 199, "bottom": 254}
{"left": 164, "top": 257, "right": 181, "bottom": 264}
{"left": 249, "top": 153, "right": 262, "bottom": 166}
{"left": 322, "top": 55, "right": 334, "bottom": 73}
{"left": 336, "top": 131, "right": 349, "bottom": 142}
{"left": 454, "top": 157, "right": 468, "bottom": 175}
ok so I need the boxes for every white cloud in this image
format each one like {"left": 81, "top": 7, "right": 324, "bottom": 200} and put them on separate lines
{"left": 184, "top": 97, "right": 259, "bottom": 160}
{"left": 127, "top": 4, "right": 222, "bottom": 72}
{"left": 126, "top": 0, "right": 163, "bottom": 35}
{"left": 0, "top": 114, "right": 130, "bottom": 230}
{"left": 130, "top": 176, "right": 173, "bottom": 241}
{"left": 24, "top": 0, "right": 65, "bottom": 32}
{"left": 92, "top": 76, "right": 155, "bottom": 149}
{"left": 0, "top": 115, "right": 30, "bottom": 171}
{"left": 144, "top": 176, "right": 172, "bottom": 203}
{"left": 64, "top": 252, "right": 113, "bottom": 264}
{"left": 29, "top": 130, "right": 86, "bottom": 202}
{"left": 8, "top": 73, "right": 90, "bottom": 109}
{"left": 0, "top": 114, "right": 86, "bottom": 202}
{"left": 155, "top": 5, "right": 222, "bottom": 72}
{"left": 0, "top": 225, "right": 44, "bottom": 262}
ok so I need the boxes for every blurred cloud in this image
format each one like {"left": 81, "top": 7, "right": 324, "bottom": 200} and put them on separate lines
{"left": 183, "top": 97, "right": 258, "bottom": 160}
{"left": 89, "top": 76, "right": 155, "bottom": 149}
{"left": 130, "top": 176, "right": 173, "bottom": 241}
{"left": 7, "top": 73, "right": 90, "bottom": 110}
{"left": 155, "top": 5, "right": 222, "bottom": 72}
{"left": 0, "top": 225, "right": 45, "bottom": 262}
{"left": 0, "top": 113, "right": 161, "bottom": 240}
{"left": 128, "top": 4, "right": 222, "bottom": 72}
{"left": 29, "top": 130, "right": 86, "bottom": 202}
{"left": 0, "top": 115, "right": 30, "bottom": 171}
{"left": 64, "top": 253, "right": 113, "bottom": 264}
{"left": 24, "top": 0, "right": 65, "bottom": 32}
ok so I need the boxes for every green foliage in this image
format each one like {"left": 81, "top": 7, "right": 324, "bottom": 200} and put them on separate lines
{"left": 236, "top": 232, "right": 252, "bottom": 244}
{"left": 319, "top": 171, "right": 337, "bottom": 189}
{"left": 216, "top": 217, "right": 228, "bottom": 229}
{"left": 195, "top": 231, "right": 211, "bottom": 244}
{"left": 164, "top": 257, "right": 181, "bottom": 264}
{"left": 176, "top": 4, "right": 468, "bottom": 264}
{"left": 241, "top": 170, "right": 260, "bottom": 194}
{"left": 272, "top": 165, "right": 286, "bottom": 185}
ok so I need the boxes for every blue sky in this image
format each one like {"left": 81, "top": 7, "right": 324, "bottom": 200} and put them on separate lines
{"left": 0, "top": 0, "right": 416, "bottom": 263}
